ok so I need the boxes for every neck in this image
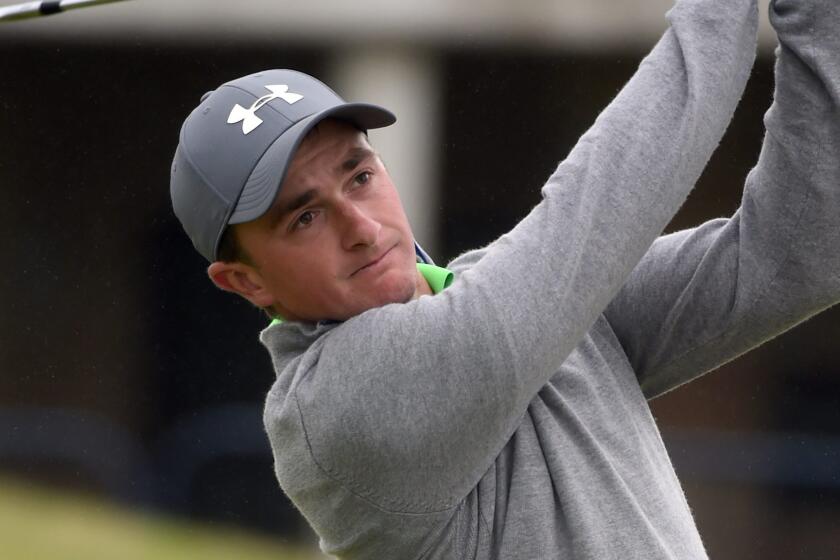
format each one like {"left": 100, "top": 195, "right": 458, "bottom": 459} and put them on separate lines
{"left": 414, "top": 268, "right": 434, "bottom": 299}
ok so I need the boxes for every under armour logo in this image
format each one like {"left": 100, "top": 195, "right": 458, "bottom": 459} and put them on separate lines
{"left": 227, "top": 84, "right": 304, "bottom": 135}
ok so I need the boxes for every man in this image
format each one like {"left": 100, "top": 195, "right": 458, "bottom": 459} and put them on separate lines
{"left": 170, "top": 0, "right": 840, "bottom": 557}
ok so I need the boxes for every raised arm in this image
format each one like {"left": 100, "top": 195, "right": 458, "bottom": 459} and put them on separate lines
{"left": 264, "top": 0, "right": 759, "bottom": 517}
{"left": 604, "top": 0, "right": 840, "bottom": 398}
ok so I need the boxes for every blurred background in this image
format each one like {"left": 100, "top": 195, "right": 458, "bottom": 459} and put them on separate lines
{"left": 1, "top": 0, "right": 839, "bottom": 558}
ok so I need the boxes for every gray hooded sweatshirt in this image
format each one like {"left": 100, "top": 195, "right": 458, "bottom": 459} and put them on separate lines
{"left": 260, "top": 0, "right": 840, "bottom": 558}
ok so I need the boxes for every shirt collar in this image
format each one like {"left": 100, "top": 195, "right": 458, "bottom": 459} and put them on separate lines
{"left": 415, "top": 262, "right": 453, "bottom": 294}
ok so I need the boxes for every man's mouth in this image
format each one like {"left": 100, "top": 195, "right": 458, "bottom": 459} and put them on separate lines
{"left": 350, "top": 245, "right": 396, "bottom": 277}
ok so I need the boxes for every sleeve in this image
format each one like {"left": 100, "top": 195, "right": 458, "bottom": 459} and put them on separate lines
{"left": 289, "top": 0, "right": 760, "bottom": 513}
{"left": 603, "top": 0, "right": 840, "bottom": 399}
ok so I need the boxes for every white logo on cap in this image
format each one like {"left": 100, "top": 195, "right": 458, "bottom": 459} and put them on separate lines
{"left": 227, "top": 84, "right": 304, "bottom": 135}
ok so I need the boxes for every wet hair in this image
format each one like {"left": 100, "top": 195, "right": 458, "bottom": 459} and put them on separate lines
{"left": 217, "top": 226, "right": 249, "bottom": 264}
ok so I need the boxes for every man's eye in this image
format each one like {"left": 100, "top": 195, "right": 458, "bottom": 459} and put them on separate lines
{"left": 354, "top": 171, "right": 371, "bottom": 185}
{"left": 295, "top": 211, "right": 315, "bottom": 228}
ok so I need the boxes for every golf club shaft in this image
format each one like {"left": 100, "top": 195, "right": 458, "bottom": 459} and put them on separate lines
{"left": 0, "top": 0, "right": 128, "bottom": 22}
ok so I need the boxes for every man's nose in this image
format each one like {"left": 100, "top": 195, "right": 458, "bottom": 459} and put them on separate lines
{"left": 338, "top": 202, "right": 381, "bottom": 250}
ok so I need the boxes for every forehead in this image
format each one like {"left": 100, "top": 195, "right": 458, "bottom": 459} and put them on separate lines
{"left": 287, "top": 119, "right": 371, "bottom": 176}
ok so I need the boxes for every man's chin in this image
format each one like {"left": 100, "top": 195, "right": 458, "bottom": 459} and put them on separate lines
{"left": 352, "top": 275, "right": 418, "bottom": 314}
{"left": 370, "top": 287, "right": 416, "bottom": 310}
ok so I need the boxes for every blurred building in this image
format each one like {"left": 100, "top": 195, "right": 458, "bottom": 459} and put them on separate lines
{"left": 1, "top": 1, "right": 838, "bottom": 558}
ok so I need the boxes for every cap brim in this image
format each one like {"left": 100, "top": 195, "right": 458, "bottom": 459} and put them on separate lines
{"left": 226, "top": 103, "right": 396, "bottom": 227}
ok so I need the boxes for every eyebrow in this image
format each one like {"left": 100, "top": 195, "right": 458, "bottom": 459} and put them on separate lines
{"left": 335, "top": 146, "right": 375, "bottom": 175}
{"left": 272, "top": 188, "right": 318, "bottom": 224}
{"left": 270, "top": 146, "right": 375, "bottom": 224}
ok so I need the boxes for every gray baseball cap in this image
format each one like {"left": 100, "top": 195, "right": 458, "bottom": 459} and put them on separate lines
{"left": 170, "top": 69, "right": 396, "bottom": 262}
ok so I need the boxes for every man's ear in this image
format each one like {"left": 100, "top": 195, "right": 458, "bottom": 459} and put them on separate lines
{"left": 207, "top": 261, "right": 275, "bottom": 308}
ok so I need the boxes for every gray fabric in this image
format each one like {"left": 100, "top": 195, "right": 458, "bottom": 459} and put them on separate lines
{"left": 260, "top": 0, "right": 840, "bottom": 558}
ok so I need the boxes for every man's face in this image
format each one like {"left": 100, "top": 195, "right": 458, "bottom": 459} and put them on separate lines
{"left": 227, "top": 119, "right": 425, "bottom": 322}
